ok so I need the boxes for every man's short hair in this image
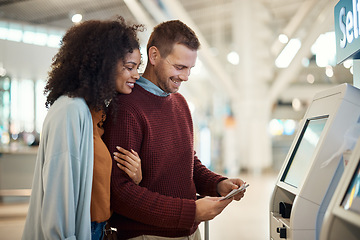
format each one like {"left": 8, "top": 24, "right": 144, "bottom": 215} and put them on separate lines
{"left": 147, "top": 20, "right": 200, "bottom": 58}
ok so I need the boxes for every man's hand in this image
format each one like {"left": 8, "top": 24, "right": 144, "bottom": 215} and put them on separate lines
{"left": 195, "top": 197, "right": 232, "bottom": 223}
{"left": 217, "top": 178, "right": 246, "bottom": 201}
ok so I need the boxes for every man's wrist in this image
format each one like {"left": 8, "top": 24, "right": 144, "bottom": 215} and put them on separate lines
{"left": 216, "top": 178, "right": 228, "bottom": 196}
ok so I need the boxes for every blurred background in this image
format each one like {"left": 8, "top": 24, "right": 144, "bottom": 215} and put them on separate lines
{"left": 0, "top": 0, "right": 350, "bottom": 239}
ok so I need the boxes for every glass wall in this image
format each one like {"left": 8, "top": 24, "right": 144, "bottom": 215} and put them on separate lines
{"left": 0, "top": 76, "right": 11, "bottom": 145}
{"left": 0, "top": 20, "right": 62, "bottom": 147}
{"left": 0, "top": 76, "right": 46, "bottom": 147}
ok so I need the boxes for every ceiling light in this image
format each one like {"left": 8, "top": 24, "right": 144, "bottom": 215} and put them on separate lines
{"left": 306, "top": 74, "right": 315, "bottom": 84}
{"left": 275, "top": 39, "right": 301, "bottom": 68}
{"left": 325, "top": 66, "right": 334, "bottom": 78}
{"left": 302, "top": 57, "right": 310, "bottom": 67}
{"left": 311, "top": 32, "right": 336, "bottom": 67}
{"left": 227, "top": 51, "right": 239, "bottom": 65}
{"left": 278, "top": 34, "right": 289, "bottom": 44}
{"left": 71, "top": 13, "right": 82, "bottom": 23}
{"left": 292, "top": 98, "right": 302, "bottom": 111}
{"left": 343, "top": 59, "right": 353, "bottom": 69}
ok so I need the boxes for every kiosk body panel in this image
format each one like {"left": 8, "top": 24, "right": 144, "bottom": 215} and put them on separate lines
{"left": 302, "top": 97, "right": 360, "bottom": 205}
{"left": 270, "top": 83, "right": 360, "bottom": 239}
{"left": 320, "top": 138, "right": 360, "bottom": 240}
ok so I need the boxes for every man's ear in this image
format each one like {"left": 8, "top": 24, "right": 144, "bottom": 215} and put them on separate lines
{"left": 148, "top": 46, "right": 160, "bottom": 65}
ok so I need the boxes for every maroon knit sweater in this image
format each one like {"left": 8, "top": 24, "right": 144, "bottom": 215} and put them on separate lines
{"left": 102, "top": 84, "right": 227, "bottom": 239}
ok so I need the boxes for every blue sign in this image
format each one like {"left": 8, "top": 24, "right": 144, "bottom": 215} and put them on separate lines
{"left": 335, "top": 0, "right": 360, "bottom": 63}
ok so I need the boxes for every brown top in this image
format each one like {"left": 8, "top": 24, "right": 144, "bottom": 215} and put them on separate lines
{"left": 90, "top": 110, "right": 112, "bottom": 223}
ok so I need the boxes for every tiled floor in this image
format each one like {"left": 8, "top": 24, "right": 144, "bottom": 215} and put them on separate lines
{"left": 0, "top": 172, "right": 278, "bottom": 240}
{"left": 198, "top": 172, "right": 277, "bottom": 240}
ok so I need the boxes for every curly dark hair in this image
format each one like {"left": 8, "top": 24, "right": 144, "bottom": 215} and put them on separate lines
{"left": 44, "top": 16, "right": 143, "bottom": 112}
{"left": 146, "top": 20, "right": 200, "bottom": 58}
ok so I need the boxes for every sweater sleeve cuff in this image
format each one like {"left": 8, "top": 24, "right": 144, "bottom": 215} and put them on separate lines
{"left": 214, "top": 177, "right": 228, "bottom": 197}
{"left": 178, "top": 199, "right": 196, "bottom": 229}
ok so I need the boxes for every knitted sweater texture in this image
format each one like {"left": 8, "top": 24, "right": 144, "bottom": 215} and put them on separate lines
{"left": 102, "top": 84, "right": 226, "bottom": 239}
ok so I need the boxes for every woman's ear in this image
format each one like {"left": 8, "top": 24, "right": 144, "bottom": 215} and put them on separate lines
{"left": 148, "top": 46, "right": 159, "bottom": 65}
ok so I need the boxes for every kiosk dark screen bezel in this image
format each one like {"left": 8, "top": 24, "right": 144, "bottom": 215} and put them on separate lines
{"left": 280, "top": 115, "right": 329, "bottom": 188}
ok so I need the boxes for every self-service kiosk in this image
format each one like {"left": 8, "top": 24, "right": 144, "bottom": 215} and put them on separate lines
{"left": 269, "top": 83, "right": 360, "bottom": 239}
{"left": 319, "top": 137, "right": 360, "bottom": 240}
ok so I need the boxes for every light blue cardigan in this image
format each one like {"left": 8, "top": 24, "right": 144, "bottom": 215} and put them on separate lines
{"left": 22, "top": 96, "right": 94, "bottom": 240}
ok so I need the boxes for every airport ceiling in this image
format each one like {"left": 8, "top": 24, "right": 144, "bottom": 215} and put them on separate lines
{"left": 0, "top": 0, "right": 352, "bottom": 107}
{"left": 0, "top": 0, "right": 312, "bottom": 27}
{"left": 0, "top": 0, "right": 334, "bottom": 41}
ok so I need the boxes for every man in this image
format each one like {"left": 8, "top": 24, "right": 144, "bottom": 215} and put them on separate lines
{"left": 103, "top": 20, "right": 246, "bottom": 240}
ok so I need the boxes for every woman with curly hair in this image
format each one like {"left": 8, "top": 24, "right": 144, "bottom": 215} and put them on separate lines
{"left": 22, "top": 17, "right": 143, "bottom": 240}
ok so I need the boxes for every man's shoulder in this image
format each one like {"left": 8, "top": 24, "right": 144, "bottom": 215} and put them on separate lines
{"left": 172, "top": 92, "right": 185, "bottom": 100}
{"left": 112, "top": 86, "right": 141, "bottom": 106}
{"left": 171, "top": 92, "right": 188, "bottom": 106}
{"left": 110, "top": 87, "right": 148, "bottom": 117}
{"left": 116, "top": 84, "right": 147, "bottom": 100}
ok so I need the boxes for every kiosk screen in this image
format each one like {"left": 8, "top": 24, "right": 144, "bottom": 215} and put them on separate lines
{"left": 341, "top": 160, "right": 360, "bottom": 214}
{"left": 281, "top": 116, "right": 328, "bottom": 188}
